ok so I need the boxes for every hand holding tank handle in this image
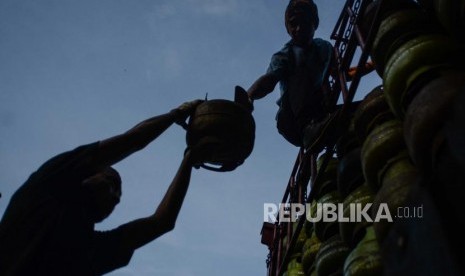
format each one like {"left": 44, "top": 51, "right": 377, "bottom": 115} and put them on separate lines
{"left": 183, "top": 88, "right": 256, "bottom": 172}
{"left": 234, "top": 85, "right": 254, "bottom": 112}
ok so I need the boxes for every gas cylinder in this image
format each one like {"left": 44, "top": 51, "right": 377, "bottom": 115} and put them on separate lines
{"left": 383, "top": 34, "right": 462, "bottom": 118}
{"left": 404, "top": 70, "right": 465, "bottom": 173}
{"left": 302, "top": 230, "right": 321, "bottom": 273}
{"left": 371, "top": 151, "right": 417, "bottom": 244}
{"left": 337, "top": 147, "right": 364, "bottom": 198}
{"left": 315, "top": 191, "right": 342, "bottom": 242}
{"left": 372, "top": 8, "right": 441, "bottom": 76}
{"left": 353, "top": 85, "right": 394, "bottom": 144}
{"left": 186, "top": 98, "right": 255, "bottom": 172}
{"left": 339, "top": 184, "right": 375, "bottom": 247}
{"left": 361, "top": 120, "right": 405, "bottom": 190}
{"left": 343, "top": 226, "right": 383, "bottom": 276}
{"left": 433, "top": 0, "right": 465, "bottom": 41}
{"left": 315, "top": 235, "right": 350, "bottom": 276}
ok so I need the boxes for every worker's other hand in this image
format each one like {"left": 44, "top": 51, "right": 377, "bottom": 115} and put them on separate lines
{"left": 347, "top": 60, "right": 376, "bottom": 78}
{"left": 172, "top": 99, "right": 204, "bottom": 126}
{"left": 184, "top": 137, "right": 223, "bottom": 167}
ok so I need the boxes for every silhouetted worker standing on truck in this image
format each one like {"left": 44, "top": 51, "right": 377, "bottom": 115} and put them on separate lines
{"left": 0, "top": 100, "right": 209, "bottom": 276}
{"left": 246, "top": 0, "right": 335, "bottom": 152}
{"left": 245, "top": 0, "right": 374, "bottom": 152}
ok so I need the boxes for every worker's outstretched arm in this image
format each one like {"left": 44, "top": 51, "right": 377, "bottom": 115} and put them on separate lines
{"left": 116, "top": 146, "right": 206, "bottom": 251}
{"left": 91, "top": 100, "right": 203, "bottom": 171}
{"left": 247, "top": 73, "right": 280, "bottom": 101}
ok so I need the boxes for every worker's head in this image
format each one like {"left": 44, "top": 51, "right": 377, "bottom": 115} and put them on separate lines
{"left": 82, "top": 167, "right": 122, "bottom": 223}
{"left": 285, "top": 0, "right": 319, "bottom": 47}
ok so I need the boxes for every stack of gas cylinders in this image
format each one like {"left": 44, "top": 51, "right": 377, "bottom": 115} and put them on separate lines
{"left": 281, "top": 0, "right": 465, "bottom": 275}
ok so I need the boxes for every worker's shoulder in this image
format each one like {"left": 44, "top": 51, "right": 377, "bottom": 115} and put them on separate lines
{"left": 272, "top": 40, "right": 293, "bottom": 55}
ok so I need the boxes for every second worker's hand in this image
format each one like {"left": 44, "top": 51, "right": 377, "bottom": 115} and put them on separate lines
{"left": 184, "top": 138, "right": 225, "bottom": 168}
{"left": 172, "top": 99, "right": 204, "bottom": 127}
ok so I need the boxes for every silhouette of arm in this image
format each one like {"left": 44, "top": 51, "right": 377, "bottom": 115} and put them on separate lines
{"left": 116, "top": 148, "right": 199, "bottom": 251}
{"left": 90, "top": 100, "right": 202, "bottom": 171}
{"left": 247, "top": 73, "right": 280, "bottom": 101}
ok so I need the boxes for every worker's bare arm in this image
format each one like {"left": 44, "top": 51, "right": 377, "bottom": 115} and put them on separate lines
{"left": 247, "top": 73, "right": 280, "bottom": 100}
{"left": 90, "top": 100, "right": 202, "bottom": 171}
{"left": 116, "top": 146, "right": 207, "bottom": 251}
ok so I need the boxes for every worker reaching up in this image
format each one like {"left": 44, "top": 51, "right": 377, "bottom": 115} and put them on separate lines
{"left": 0, "top": 100, "right": 212, "bottom": 275}
{"left": 243, "top": 0, "right": 373, "bottom": 152}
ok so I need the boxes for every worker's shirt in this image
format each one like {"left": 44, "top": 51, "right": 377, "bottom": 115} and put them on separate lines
{"left": 268, "top": 38, "right": 333, "bottom": 128}
{"left": 0, "top": 142, "right": 134, "bottom": 276}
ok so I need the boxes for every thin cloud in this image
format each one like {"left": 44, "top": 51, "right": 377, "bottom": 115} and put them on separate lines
{"left": 149, "top": 0, "right": 238, "bottom": 21}
{"left": 187, "top": 0, "right": 239, "bottom": 16}
{"left": 153, "top": 3, "right": 177, "bottom": 19}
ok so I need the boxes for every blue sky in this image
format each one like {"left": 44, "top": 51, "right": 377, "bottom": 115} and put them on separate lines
{"left": 0, "top": 1, "right": 380, "bottom": 275}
